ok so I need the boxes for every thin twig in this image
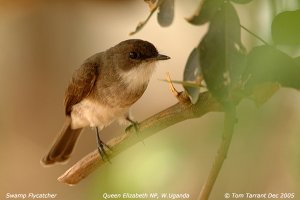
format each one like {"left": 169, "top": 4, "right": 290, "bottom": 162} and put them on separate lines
{"left": 165, "top": 72, "right": 190, "bottom": 103}
{"left": 58, "top": 92, "right": 221, "bottom": 185}
{"left": 240, "top": 24, "right": 270, "bottom": 46}
{"left": 159, "top": 79, "right": 202, "bottom": 88}
{"left": 198, "top": 105, "right": 236, "bottom": 200}
{"left": 166, "top": 72, "right": 180, "bottom": 97}
{"left": 130, "top": 0, "right": 165, "bottom": 35}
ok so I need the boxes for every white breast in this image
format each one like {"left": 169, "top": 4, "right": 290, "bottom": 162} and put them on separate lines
{"left": 70, "top": 99, "right": 127, "bottom": 129}
{"left": 120, "top": 62, "right": 156, "bottom": 91}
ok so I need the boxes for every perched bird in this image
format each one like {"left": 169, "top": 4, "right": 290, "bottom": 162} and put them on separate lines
{"left": 41, "top": 39, "right": 170, "bottom": 165}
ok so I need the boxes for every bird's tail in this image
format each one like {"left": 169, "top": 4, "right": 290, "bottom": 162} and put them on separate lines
{"left": 41, "top": 116, "right": 82, "bottom": 166}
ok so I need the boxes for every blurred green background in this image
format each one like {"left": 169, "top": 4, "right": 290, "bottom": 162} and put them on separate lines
{"left": 0, "top": 0, "right": 299, "bottom": 199}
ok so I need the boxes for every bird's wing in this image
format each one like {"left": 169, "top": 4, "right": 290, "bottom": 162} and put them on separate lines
{"left": 64, "top": 62, "right": 100, "bottom": 115}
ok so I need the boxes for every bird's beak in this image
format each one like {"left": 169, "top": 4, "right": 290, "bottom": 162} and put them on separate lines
{"left": 156, "top": 54, "right": 170, "bottom": 60}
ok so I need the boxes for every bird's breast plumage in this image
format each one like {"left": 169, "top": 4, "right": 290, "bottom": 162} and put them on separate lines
{"left": 70, "top": 60, "right": 155, "bottom": 129}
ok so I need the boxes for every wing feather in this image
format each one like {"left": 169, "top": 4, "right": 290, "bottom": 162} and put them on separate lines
{"left": 64, "top": 62, "right": 99, "bottom": 115}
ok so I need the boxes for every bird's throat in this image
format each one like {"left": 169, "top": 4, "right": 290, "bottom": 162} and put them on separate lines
{"left": 120, "top": 62, "right": 156, "bottom": 92}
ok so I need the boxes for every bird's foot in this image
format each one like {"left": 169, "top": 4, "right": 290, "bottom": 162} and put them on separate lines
{"left": 96, "top": 128, "right": 111, "bottom": 163}
{"left": 125, "top": 119, "right": 140, "bottom": 134}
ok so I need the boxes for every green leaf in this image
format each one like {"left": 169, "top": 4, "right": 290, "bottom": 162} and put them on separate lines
{"left": 243, "top": 45, "right": 300, "bottom": 92}
{"left": 198, "top": 1, "right": 245, "bottom": 103}
{"left": 186, "top": 0, "right": 223, "bottom": 25}
{"left": 272, "top": 10, "right": 300, "bottom": 45}
{"left": 230, "top": 0, "right": 253, "bottom": 4}
{"left": 157, "top": 0, "right": 174, "bottom": 27}
{"left": 250, "top": 82, "right": 280, "bottom": 106}
{"left": 183, "top": 48, "right": 202, "bottom": 103}
{"left": 295, "top": 56, "right": 300, "bottom": 64}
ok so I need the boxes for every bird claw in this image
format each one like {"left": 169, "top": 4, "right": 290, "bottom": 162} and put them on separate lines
{"left": 125, "top": 120, "right": 145, "bottom": 145}
{"left": 125, "top": 120, "right": 140, "bottom": 134}
{"left": 96, "top": 127, "right": 111, "bottom": 163}
{"left": 97, "top": 145, "right": 111, "bottom": 163}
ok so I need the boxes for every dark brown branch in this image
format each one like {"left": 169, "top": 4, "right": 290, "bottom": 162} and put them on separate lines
{"left": 198, "top": 106, "right": 236, "bottom": 200}
{"left": 58, "top": 91, "right": 221, "bottom": 185}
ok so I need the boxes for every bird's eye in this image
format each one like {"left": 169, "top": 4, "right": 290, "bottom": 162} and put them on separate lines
{"left": 129, "top": 52, "right": 140, "bottom": 60}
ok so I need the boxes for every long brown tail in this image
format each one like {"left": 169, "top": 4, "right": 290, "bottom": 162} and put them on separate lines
{"left": 41, "top": 117, "right": 82, "bottom": 165}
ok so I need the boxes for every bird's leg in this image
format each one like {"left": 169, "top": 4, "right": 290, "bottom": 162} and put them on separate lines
{"left": 125, "top": 116, "right": 140, "bottom": 134}
{"left": 95, "top": 127, "right": 111, "bottom": 162}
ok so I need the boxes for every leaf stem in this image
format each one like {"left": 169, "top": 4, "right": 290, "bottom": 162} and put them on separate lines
{"left": 198, "top": 105, "right": 236, "bottom": 200}
{"left": 240, "top": 24, "right": 270, "bottom": 46}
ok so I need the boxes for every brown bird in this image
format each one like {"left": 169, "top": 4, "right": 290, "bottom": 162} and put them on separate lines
{"left": 41, "top": 39, "right": 170, "bottom": 165}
